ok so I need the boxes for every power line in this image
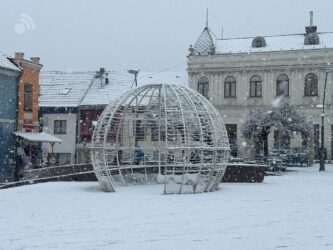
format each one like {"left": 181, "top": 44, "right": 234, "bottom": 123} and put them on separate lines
{"left": 138, "top": 62, "right": 186, "bottom": 80}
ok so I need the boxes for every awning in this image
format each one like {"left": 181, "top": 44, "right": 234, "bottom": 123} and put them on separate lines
{"left": 13, "top": 132, "right": 62, "bottom": 143}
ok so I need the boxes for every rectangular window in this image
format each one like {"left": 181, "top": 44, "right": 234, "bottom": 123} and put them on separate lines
{"left": 277, "top": 81, "right": 289, "bottom": 96}
{"left": 230, "top": 83, "right": 236, "bottom": 97}
{"left": 225, "top": 83, "right": 231, "bottom": 97}
{"left": 24, "top": 84, "right": 32, "bottom": 111}
{"left": 54, "top": 120, "right": 67, "bottom": 134}
{"left": 305, "top": 74, "right": 318, "bottom": 96}
{"left": 198, "top": 82, "right": 209, "bottom": 99}
{"left": 224, "top": 82, "right": 236, "bottom": 98}
{"left": 250, "top": 82, "right": 262, "bottom": 97}
{"left": 308, "top": 84, "right": 318, "bottom": 96}
{"left": 257, "top": 82, "right": 262, "bottom": 96}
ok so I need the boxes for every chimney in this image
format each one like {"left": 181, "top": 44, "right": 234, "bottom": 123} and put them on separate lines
{"left": 305, "top": 11, "right": 317, "bottom": 33}
{"left": 15, "top": 52, "right": 24, "bottom": 60}
{"left": 30, "top": 57, "right": 40, "bottom": 64}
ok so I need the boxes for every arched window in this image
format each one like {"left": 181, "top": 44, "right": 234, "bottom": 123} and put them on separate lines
{"left": 276, "top": 74, "right": 289, "bottom": 96}
{"left": 252, "top": 36, "right": 266, "bottom": 48}
{"left": 197, "top": 77, "right": 209, "bottom": 99}
{"left": 224, "top": 76, "right": 236, "bottom": 98}
{"left": 304, "top": 73, "right": 318, "bottom": 96}
{"left": 250, "top": 75, "right": 262, "bottom": 97}
{"left": 24, "top": 83, "right": 32, "bottom": 111}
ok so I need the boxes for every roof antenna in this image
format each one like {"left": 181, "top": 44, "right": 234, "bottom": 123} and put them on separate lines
{"left": 221, "top": 27, "right": 223, "bottom": 39}
{"left": 206, "top": 8, "right": 209, "bottom": 27}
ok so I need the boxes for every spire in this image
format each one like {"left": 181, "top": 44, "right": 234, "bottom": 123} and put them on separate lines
{"left": 192, "top": 27, "right": 215, "bottom": 56}
{"left": 188, "top": 9, "right": 215, "bottom": 56}
{"left": 206, "top": 8, "right": 209, "bottom": 27}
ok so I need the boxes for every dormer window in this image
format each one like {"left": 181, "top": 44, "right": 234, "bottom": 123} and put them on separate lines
{"left": 252, "top": 36, "right": 266, "bottom": 48}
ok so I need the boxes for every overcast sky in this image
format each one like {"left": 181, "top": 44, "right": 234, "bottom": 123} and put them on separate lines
{"left": 1, "top": 0, "right": 333, "bottom": 72}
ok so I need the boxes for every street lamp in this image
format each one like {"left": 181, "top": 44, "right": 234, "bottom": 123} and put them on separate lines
{"left": 128, "top": 69, "right": 139, "bottom": 88}
{"left": 319, "top": 66, "right": 333, "bottom": 171}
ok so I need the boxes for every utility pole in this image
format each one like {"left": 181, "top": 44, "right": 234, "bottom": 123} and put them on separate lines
{"left": 319, "top": 67, "right": 333, "bottom": 171}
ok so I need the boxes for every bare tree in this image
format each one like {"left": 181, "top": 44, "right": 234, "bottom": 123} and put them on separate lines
{"left": 241, "top": 103, "right": 313, "bottom": 156}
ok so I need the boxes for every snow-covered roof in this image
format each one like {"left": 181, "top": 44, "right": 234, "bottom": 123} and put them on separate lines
{"left": 215, "top": 32, "right": 333, "bottom": 54}
{"left": 80, "top": 71, "right": 133, "bottom": 106}
{"left": 40, "top": 70, "right": 188, "bottom": 108}
{"left": 138, "top": 71, "right": 188, "bottom": 87}
{"left": 80, "top": 70, "right": 188, "bottom": 106}
{"left": 0, "top": 51, "right": 20, "bottom": 72}
{"left": 14, "top": 132, "right": 62, "bottom": 143}
{"left": 39, "top": 71, "right": 95, "bottom": 107}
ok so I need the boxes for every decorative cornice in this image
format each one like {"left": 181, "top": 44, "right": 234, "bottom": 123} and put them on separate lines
{"left": 14, "top": 59, "right": 43, "bottom": 70}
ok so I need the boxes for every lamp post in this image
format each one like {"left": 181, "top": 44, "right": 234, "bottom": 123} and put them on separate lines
{"left": 319, "top": 67, "right": 333, "bottom": 171}
{"left": 128, "top": 69, "right": 139, "bottom": 87}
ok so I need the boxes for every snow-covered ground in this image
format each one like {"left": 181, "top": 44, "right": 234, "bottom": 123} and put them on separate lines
{"left": 1, "top": 165, "right": 333, "bottom": 250}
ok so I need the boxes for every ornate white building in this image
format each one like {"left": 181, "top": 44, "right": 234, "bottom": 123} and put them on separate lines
{"left": 187, "top": 12, "right": 333, "bottom": 159}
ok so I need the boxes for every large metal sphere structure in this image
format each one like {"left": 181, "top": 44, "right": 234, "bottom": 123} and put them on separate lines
{"left": 91, "top": 83, "right": 230, "bottom": 194}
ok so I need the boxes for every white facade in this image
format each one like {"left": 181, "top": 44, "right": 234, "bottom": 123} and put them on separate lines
{"left": 42, "top": 113, "right": 77, "bottom": 164}
{"left": 188, "top": 23, "right": 333, "bottom": 159}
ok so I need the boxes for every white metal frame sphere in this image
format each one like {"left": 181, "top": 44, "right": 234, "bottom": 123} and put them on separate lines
{"left": 91, "top": 83, "right": 230, "bottom": 194}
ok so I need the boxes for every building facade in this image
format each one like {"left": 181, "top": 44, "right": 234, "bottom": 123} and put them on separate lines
{"left": 0, "top": 51, "right": 21, "bottom": 181}
{"left": 187, "top": 14, "right": 333, "bottom": 159}
{"left": 39, "top": 69, "right": 187, "bottom": 165}
{"left": 12, "top": 52, "right": 42, "bottom": 132}
{"left": 76, "top": 70, "right": 188, "bottom": 163}
{"left": 39, "top": 71, "right": 95, "bottom": 165}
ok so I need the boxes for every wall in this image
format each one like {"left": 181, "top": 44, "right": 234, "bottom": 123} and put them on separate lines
{"left": 42, "top": 113, "right": 77, "bottom": 164}
{"left": 188, "top": 48, "right": 333, "bottom": 159}
{"left": 12, "top": 54, "right": 42, "bottom": 132}
{"left": 0, "top": 69, "right": 20, "bottom": 181}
